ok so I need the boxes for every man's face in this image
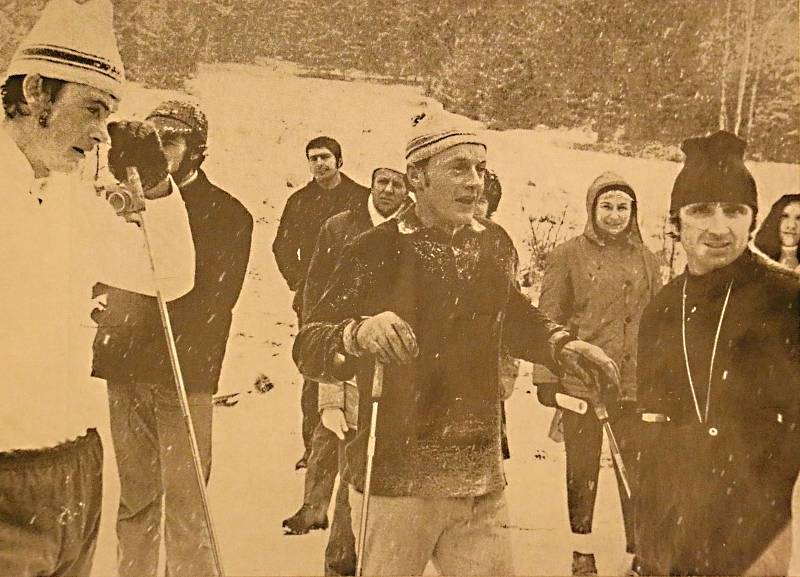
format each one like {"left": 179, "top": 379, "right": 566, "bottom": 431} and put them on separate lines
{"left": 307, "top": 147, "right": 339, "bottom": 183}
{"left": 412, "top": 143, "right": 486, "bottom": 229}
{"left": 679, "top": 202, "right": 753, "bottom": 275}
{"left": 160, "top": 134, "right": 189, "bottom": 176}
{"left": 779, "top": 201, "right": 800, "bottom": 248}
{"left": 38, "top": 82, "right": 117, "bottom": 174}
{"left": 371, "top": 168, "right": 407, "bottom": 217}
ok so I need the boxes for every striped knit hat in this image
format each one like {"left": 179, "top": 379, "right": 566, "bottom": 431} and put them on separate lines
{"left": 405, "top": 112, "right": 485, "bottom": 165}
{"left": 147, "top": 100, "right": 208, "bottom": 146}
{"left": 5, "top": 0, "right": 125, "bottom": 100}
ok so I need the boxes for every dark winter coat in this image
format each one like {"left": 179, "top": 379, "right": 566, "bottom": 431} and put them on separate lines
{"left": 301, "top": 202, "right": 374, "bottom": 323}
{"left": 272, "top": 173, "right": 370, "bottom": 316}
{"left": 539, "top": 172, "right": 662, "bottom": 401}
{"left": 293, "top": 205, "right": 565, "bottom": 498}
{"left": 305, "top": 202, "right": 374, "bottom": 425}
{"left": 635, "top": 250, "right": 800, "bottom": 575}
{"left": 92, "top": 170, "right": 254, "bottom": 394}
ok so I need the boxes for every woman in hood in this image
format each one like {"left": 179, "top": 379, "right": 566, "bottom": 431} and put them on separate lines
{"left": 538, "top": 171, "right": 662, "bottom": 576}
{"left": 754, "top": 193, "right": 800, "bottom": 272}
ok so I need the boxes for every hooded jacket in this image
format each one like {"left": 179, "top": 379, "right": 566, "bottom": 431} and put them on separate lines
{"left": 754, "top": 193, "right": 800, "bottom": 269}
{"left": 538, "top": 172, "right": 662, "bottom": 401}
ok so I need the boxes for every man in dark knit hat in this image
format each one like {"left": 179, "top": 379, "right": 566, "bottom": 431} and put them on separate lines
{"left": 273, "top": 136, "right": 370, "bottom": 470}
{"left": 635, "top": 130, "right": 800, "bottom": 575}
{"left": 293, "top": 114, "right": 622, "bottom": 575}
{"left": 92, "top": 100, "right": 253, "bottom": 577}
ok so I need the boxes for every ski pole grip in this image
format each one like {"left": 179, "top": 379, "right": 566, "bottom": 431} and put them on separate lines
{"left": 555, "top": 393, "right": 588, "bottom": 414}
{"left": 371, "top": 361, "right": 384, "bottom": 400}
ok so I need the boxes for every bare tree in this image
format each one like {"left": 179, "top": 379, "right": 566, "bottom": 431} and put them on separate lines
{"left": 719, "top": 0, "right": 733, "bottom": 130}
{"left": 734, "top": 0, "right": 757, "bottom": 135}
{"left": 746, "top": 0, "right": 797, "bottom": 136}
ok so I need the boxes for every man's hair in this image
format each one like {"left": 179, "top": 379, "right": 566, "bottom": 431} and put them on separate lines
{"left": 483, "top": 169, "right": 502, "bottom": 219}
{"left": 2, "top": 74, "right": 66, "bottom": 119}
{"left": 306, "top": 136, "right": 342, "bottom": 165}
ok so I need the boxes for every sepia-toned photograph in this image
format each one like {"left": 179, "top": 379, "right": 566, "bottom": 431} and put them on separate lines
{"left": 0, "top": 0, "right": 798, "bottom": 575}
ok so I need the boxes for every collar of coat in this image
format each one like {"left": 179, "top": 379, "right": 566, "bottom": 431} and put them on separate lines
{"left": 395, "top": 201, "right": 486, "bottom": 236}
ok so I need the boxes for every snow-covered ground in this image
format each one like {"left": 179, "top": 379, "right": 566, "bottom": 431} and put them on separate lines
{"left": 89, "top": 61, "right": 800, "bottom": 576}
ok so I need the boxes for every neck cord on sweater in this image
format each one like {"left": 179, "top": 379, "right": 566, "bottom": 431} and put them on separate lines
{"left": 681, "top": 277, "right": 733, "bottom": 424}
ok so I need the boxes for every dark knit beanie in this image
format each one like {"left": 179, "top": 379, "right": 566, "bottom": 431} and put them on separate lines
{"left": 670, "top": 130, "right": 757, "bottom": 214}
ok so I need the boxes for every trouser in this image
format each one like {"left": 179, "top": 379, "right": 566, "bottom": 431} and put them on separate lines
{"left": 325, "top": 430, "right": 357, "bottom": 576}
{"left": 304, "top": 419, "right": 340, "bottom": 512}
{"left": 0, "top": 429, "right": 103, "bottom": 577}
{"left": 563, "top": 402, "right": 638, "bottom": 553}
{"left": 107, "top": 381, "right": 214, "bottom": 577}
{"left": 349, "top": 486, "right": 514, "bottom": 576}
{"left": 297, "top": 310, "right": 320, "bottom": 455}
{"left": 301, "top": 378, "right": 320, "bottom": 455}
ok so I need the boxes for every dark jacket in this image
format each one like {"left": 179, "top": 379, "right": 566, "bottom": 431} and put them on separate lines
{"left": 92, "top": 170, "right": 254, "bottom": 394}
{"left": 305, "top": 203, "right": 375, "bottom": 425}
{"left": 272, "top": 173, "right": 370, "bottom": 316}
{"left": 635, "top": 250, "right": 800, "bottom": 575}
{"left": 293, "top": 205, "right": 565, "bottom": 498}
{"left": 302, "top": 202, "right": 374, "bottom": 323}
{"left": 539, "top": 172, "right": 662, "bottom": 401}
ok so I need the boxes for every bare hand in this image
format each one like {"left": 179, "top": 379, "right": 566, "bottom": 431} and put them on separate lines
{"left": 558, "top": 340, "right": 621, "bottom": 398}
{"left": 321, "top": 408, "right": 349, "bottom": 441}
{"left": 355, "top": 311, "right": 418, "bottom": 365}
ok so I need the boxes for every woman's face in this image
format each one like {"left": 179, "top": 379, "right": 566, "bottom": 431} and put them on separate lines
{"left": 595, "top": 189, "right": 633, "bottom": 237}
{"left": 779, "top": 201, "right": 800, "bottom": 248}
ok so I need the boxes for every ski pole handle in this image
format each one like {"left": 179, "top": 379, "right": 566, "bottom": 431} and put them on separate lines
{"left": 555, "top": 393, "right": 588, "bottom": 415}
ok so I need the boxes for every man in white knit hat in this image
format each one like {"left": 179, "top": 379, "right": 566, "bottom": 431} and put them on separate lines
{"left": 0, "top": 1, "right": 195, "bottom": 575}
{"left": 293, "top": 113, "right": 621, "bottom": 575}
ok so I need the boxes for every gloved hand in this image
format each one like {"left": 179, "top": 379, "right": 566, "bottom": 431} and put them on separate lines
{"left": 557, "top": 340, "right": 621, "bottom": 404}
{"left": 107, "top": 120, "right": 169, "bottom": 194}
{"left": 354, "top": 311, "right": 418, "bottom": 365}
{"left": 321, "top": 408, "right": 349, "bottom": 441}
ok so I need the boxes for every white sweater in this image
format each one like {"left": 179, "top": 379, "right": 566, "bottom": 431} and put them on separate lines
{"left": 0, "top": 126, "right": 195, "bottom": 451}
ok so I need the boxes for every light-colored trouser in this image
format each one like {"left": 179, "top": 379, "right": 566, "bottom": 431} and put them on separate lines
{"left": 349, "top": 486, "right": 514, "bottom": 576}
{"left": 744, "top": 522, "right": 792, "bottom": 576}
{"left": 107, "top": 381, "right": 214, "bottom": 577}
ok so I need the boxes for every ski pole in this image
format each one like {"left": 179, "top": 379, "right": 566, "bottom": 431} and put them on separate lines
{"left": 126, "top": 167, "right": 225, "bottom": 576}
{"left": 356, "top": 360, "right": 384, "bottom": 577}
{"left": 588, "top": 371, "right": 632, "bottom": 501}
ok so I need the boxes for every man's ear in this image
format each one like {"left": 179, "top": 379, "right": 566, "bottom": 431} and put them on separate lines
{"left": 21, "top": 74, "right": 48, "bottom": 114}
{"left": 406, "top": 163, "right": 425, "bottom": 191}
{"left": 336, "top": 157, "right": 343, "bottom": 169}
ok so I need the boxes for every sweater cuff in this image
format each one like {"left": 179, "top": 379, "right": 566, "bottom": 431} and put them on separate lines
{"left": 318, "top": 381, "right": 345, "bottom": 412}
{"left": 342, "top": 317, "right": 369, "bottom": 357}
{"left": 548, "top": 330, "right": 577, "bottom": 366}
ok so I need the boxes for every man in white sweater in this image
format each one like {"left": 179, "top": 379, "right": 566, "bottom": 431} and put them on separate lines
{"left": 0, "top": 1, "right": 195, "bottom": 575}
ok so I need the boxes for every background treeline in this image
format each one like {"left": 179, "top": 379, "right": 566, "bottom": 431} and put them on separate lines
{"left": 1, "top": 0, "right": 797, "bottom": 162}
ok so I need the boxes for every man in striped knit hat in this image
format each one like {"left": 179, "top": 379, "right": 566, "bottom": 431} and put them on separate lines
{"left": 293, "top": 113, "right": 621, "bottom": 575}
{"left": 0, "top": 1, "right": 195, "bottom": 575}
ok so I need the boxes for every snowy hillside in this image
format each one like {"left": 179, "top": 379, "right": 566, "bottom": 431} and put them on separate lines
{"left": 89, "top": 61, "right": 800, "bottom": 576}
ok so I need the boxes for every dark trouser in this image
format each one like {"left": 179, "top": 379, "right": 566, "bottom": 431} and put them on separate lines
{"left": 304, "top": 419, "right": 340, "bottom": 510}
{"left": 297, "top": 310, "right": 320, "bottom": 455}
{"left": 0, "top": 429, "right": 103, "bottom": 577}
{"left": 301, "top": 378, "right": 320, "bottom": 454}
{"left": 107, "top": 381, "right": 214, "bottom": 577}
{"left": 563, "top": 402, "right": 638, "bottom": 553}
{"left": 325, "top": 430, "right": 358, "bottom": 576}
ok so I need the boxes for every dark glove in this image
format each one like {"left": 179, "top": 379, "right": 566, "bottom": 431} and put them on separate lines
{"left": 535, "top": 381, "right": 558, "bottom": 408}
{"left": 107, "top": 120, "right": 169, "bottom": 192}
